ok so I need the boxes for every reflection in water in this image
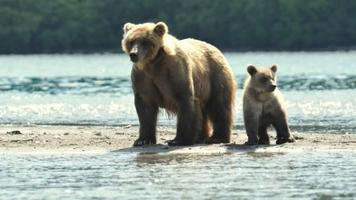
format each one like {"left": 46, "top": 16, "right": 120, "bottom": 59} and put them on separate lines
{"left": 135, "top": 153, "right": 226, "bottom": 165}
{"left": 246, "top": 152, "right": 285, "bottom": 159}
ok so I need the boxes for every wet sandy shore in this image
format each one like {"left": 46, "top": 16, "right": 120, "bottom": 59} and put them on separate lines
{"left": 0, "top": 125, "right": 356, "bottom": 154}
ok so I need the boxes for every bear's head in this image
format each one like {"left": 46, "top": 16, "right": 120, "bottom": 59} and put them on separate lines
{"left": 121, "top": 22, "right": 168, "bottom": 64}
{"left": 247, "top": 65, "right": 278, "bottom": 93}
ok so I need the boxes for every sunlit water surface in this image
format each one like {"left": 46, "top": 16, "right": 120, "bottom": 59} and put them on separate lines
{"left": 0, "top": 52, "right": 356, "bottom": 132}
{"left": 0, "top": 51, "right": 356, "bottom": 199}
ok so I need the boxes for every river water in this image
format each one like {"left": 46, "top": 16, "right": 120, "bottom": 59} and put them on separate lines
{"left": 0, "top": 51, "right": 356, "bottom": 199}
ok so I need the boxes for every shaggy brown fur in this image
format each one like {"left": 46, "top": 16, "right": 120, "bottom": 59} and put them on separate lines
{"left": 243, "top": 65, "right": 295, "bottom": 145}
{"left": 121, "top": 22, "right": 236, "bottom": 146}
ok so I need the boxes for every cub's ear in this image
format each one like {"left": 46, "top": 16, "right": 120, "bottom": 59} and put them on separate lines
{"left": 154, "top": 22, "right": 168, "bottom": 36}
{"left": 271, "top": 65, "right": 277, "bottom": 73}
{"left": 123, "top": 22, "right": 135, "bottom": 33}
{"left": 247, "top": 65, "right": 257, "bottom": 76}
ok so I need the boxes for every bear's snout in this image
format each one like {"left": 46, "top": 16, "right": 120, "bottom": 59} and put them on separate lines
{"left": 129, "top": 53, "right": 138, "bottom": 62}
{"left": 268, "top": 85, "right": 277, "bottom": 92}
{"left": 129, "top": 44, "right": 139, "bottom": 62}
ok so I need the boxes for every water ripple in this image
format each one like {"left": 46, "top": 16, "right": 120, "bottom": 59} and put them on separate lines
{"left": 0, "top": 75, "right": 355, "bottom": 95}
{"left": 238, "top": 74, "right": 356, "bottom": 90}
{"left": 0, "top": 77, "right": 132, "bottom": 95}
{"left": 277, "top": 74, "right": 356, "bottom": 90}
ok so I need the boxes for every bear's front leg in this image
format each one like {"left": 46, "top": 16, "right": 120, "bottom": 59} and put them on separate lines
{"left": 258, "top": 125, "right": 270, "bottom": 145}
{"left": 244, "top": 112, "right": 259, "bottom": 145}
{"left": 133, "top": 95, "right": 158, "bottom": 146}
{"left": 272, "top": 112, "right": 295, "bottom": 145}
{"left": 168, "top": 98, "right": 201, "bottom": 146}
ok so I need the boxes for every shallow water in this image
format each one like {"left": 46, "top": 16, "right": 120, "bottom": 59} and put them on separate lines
{"left": 1, "top": 151, "right": 356, "bottom": 199}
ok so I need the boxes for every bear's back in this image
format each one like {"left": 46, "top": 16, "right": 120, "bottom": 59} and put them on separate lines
{"left": 179, "top": 38, "right": 220, "bottom": 55}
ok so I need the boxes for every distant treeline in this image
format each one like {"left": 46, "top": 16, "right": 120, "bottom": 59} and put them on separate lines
{"left": 1, "top": 0, "right": 356, "bottom": 54}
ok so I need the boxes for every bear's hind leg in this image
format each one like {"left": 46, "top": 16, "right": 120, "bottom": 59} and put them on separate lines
{"left": 207, "top": 72, "right": 235, "bottom": 144}
{"left": 207, "top": 101, "right": 232, "bottom": 144}
{"left": 196, "top": 108, "right": 211, "bottom": 143}
{"left": 168, "top": 98, "right": 201, "bottom": 146}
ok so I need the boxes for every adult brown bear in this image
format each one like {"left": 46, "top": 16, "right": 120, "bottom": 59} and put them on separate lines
{"left": 121, "top": 22, "right": 236, "bottom": 146}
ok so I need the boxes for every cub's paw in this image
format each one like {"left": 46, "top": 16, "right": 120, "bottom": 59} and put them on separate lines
{"left": 167, "top": 139, "right": 193, "bottom": 146}
{"left": 133, "top": 138, "right": 156, "bottom": 146}
{"left": 276, "top": 136, "right": 295, "bottom": 145}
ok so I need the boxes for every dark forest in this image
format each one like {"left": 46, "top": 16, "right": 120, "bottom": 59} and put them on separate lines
{"left": 1, "top": 0, "right": 356, "bottom": 54}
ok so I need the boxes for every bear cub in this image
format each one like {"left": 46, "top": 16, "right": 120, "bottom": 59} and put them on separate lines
{"left": 121, "top": 22, "right": 236, "bottom": 146}
{"left": 243, "top": 65, "right": 295, "bottom": 145}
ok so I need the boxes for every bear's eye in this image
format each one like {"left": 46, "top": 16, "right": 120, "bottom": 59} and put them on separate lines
{"left": 260, "top": 77, "right": 269, "bottom": 82}
{"left": 141, "top": 40, "right": 152, "bottom": 47}
{"left": 128, "top": 40, "right": 135, "bottom": 47}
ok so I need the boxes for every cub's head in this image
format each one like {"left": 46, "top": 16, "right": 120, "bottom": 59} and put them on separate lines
{"left": 247, "top": 65, "right": 278, "bottom": 93}
{"left": 121, "top": 22, "right": 168, "bottom": 63}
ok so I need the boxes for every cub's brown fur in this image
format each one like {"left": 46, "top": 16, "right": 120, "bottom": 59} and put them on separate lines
{"left": 243, "top": 65, "right": 295, "bottom": 145}
{"left": 121, "top": 22, "right": 236, "bottom": 146}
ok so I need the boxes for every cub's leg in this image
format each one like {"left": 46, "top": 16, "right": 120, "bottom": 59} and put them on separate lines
{"left": 244, "top": 112, "right": 259, "bottom": 145}
{"left": 272, "top": 112, "right": 295, "bottom": 144}
{"left": 258, "top": 119, "right": 270, "bottom": 145}
{"left": 243, "top": 99, "right": 261, "bottom": 145}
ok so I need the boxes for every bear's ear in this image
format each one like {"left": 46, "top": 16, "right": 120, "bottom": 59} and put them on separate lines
{"left": 271, "top": 65, "right": 277, "bottom": 73}
{"left": 247, "top": 65, "right": 257, "bottom": 76}
{"left": 123, "top": 23, "right": 135, "bottom": 33}
{"left": 154, "top": 22, "right": 168, "bottom": 37}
